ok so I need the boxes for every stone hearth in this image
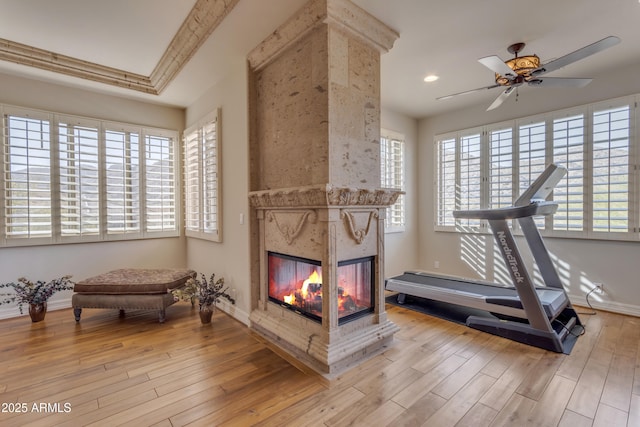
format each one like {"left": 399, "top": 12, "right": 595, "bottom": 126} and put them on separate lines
{"left": 248, "top": 0, "right": 400, "bottom": 376}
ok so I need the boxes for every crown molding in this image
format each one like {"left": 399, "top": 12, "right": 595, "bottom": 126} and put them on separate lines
{"left": 0, "top": 38, "right": 156, "bottom": 93}
{"left": 150, "top": 0, "right": 240, "bottom": 93}
{"left": 0, "top": 0, "right": 239, "bottom": 96}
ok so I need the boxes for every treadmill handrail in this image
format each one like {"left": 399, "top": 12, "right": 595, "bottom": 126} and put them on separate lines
{"left": 453, "top": 163, "right": 566, "bottom": 220}
{"left": 453, "top": 201, "right": 558, "bottom": 220}
{"left": 515, "top": 164, "right": 567, "bottom": 207}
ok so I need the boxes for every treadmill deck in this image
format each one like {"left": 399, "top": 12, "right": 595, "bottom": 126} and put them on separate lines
{"left": 386, "top": 271, "right": 569, "bottom": 320}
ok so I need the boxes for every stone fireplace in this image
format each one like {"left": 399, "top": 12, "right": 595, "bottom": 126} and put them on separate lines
{"left": 248, "top": 0, "right": 400, "bottom": 376}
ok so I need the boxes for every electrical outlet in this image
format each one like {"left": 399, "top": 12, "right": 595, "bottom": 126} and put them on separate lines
{"left": 594, "top": 283, "right": 604, "bottom": 294}
{"left": 434, "top": 261, "right": 440, "bottom": 269}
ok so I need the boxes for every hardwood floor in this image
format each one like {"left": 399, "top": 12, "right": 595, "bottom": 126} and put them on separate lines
{"left": 0, "top": 301, "right": 638, "bottom": 426}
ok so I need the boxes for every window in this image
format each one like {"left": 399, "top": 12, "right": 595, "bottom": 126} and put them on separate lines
{"left": 3, "top": 109, "right": 52, "bottom": 241}
{"left": 105, "top": 125, "right": 140, "bottom": 235}
{"left": 518, "top": 120, "right": 547, "bottom": 228}
{"left": 488, "top": 126, "right": 513, "bottom": 210}
{"left": 58, "top": 116, "right": 100, "bottom": 237}
{"left": 380, "top": 129, "right": 405, "bottom": 231}
{"left": 145, "top": 133, "right": 177, "bottom": 232}
{"left": 183, "top": 109, "right": 222, "bottom": 242}
{"left": 592, "top": 105, "right": 631, "bottom": 233}
{"left": 436, "top": 136, "right": 456, "bottom": 229}
{"left": 434, "top": 95, "right": 639, "bottom": 241}
{"left": 552, "top": 113, "right": 584, "bottom": 232}
{"left": 0, "top": 104, "right": 179, "bottom": 246}
{"left": 459, "top": 132, "right": 482, "bottom": 229}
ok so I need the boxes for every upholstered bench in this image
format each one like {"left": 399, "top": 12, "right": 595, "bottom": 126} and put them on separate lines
{"left": 72, "top": 268, "right": 196, "bottom": 323}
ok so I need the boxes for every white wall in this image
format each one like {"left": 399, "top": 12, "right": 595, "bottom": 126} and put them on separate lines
{"left": 381, "top": 107, "right": 419, "bottom": 277}
{"left": 0, "top": 73, "right": 186, "bottom": 320}
{"left": 417, "top": 61, "right": 640, "bottom": 316}
{"left": 184, "top": 60, "right": 252, "bottom": 325}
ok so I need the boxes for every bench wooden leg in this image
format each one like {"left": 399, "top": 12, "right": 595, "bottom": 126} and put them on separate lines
{"left": 74, "top": 308, "right": 82, "bottom": 322}
{"left": 158, "top": 310, "right": 166, "bottom": 323}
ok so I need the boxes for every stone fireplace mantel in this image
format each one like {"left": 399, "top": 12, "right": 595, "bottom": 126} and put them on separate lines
{"left": 249, "top": 184, "right": 401, "bottom": 208}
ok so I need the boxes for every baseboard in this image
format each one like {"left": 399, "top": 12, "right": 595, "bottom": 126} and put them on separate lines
{"left": 0, "top": 297, "right": 73, "bottom": 320}
{"left": 0, "top": 296, "right": 253, "bottom": 325}
{"left": 216, "top": 299, "right": 250, "bottom": 326}
{"left": 568, "top": 293, "right": 640, "bottom": 318}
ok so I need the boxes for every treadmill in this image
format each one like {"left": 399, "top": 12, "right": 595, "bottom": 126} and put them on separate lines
{"left": 386, "top": 163, "right": 582, "bottom": 353}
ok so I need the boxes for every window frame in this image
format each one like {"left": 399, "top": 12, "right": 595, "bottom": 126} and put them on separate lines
{"left": 0, "top": 103, "right": 180, "bottom": 247}
{"left": 2, "top": 106, "right": 54, "bottom": 245}
{"left": 380, "top": 128, "right": 406, "bottom": 233}
{"left": 434, "top": 94, "right": 639, "bottom": 242}
{"left": 183, "top": 108, "right": 222, "bottom": 242}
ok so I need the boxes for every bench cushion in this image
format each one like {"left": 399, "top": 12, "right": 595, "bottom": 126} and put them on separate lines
{"left": 74, "top": 268, "right": 196, "bottom": 295}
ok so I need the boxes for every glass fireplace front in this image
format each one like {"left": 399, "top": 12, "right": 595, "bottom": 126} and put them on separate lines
{"left": 268, "top": 252, "right": 374, "bottom": 324}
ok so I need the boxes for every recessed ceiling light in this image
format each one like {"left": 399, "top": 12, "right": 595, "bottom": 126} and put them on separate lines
{"left": 424, "top": 74, "right": 439, "bottom": 82}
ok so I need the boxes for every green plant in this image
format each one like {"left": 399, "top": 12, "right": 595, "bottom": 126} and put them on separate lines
{"left": 0, "top": 275, "right": 75, "bottom": 314}
{"left": 172, "top": 273, "right": 235, "bottom": 310}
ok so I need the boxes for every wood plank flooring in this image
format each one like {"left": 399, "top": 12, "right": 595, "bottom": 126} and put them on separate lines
{"left": 0, "top": 301, "right": 637, "bottom": 426}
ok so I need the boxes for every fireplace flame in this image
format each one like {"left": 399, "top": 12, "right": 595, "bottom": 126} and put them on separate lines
{"left": 282, "top": 270, "right": 321, "bottom": 305}
{"left": 301, "top": 270, "right": 321, "bottom": 299}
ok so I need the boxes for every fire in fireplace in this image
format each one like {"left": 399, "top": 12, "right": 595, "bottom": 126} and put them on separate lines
{"left": 268, "top": 252, "right": 374, "bottom": 324}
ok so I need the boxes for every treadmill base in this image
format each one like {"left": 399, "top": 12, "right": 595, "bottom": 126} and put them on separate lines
{"left": 467, "top": 311, "right": 581, "bottom": 354}
{"left": 386, "top": 293, "right": 582, "bottom": 354}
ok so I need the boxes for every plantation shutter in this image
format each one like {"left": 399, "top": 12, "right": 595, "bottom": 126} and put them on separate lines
{"left": 458, "top": 133, "right": 481, "bottom": 228}
{"left": 380, "top": 132, "right": 405, "bottom": 229}
{"left": 183, "top": 109, "right": 221, "bottom": 242}
{"left": 105, "top": 126, "right": 140, "bottom": 235}
{"left": 552, "top": 114, "right": 585, "bottom": 231}
{"left": 518, "top": 121, "right": 546, "bottom": 228}
{"left": 202, "top": 119, "right": 219, "bottom": 234}
{"left": 58, "top": 118, "right": 100, "bottom": 237}
{"left": 3, "top": 111, "right": 53, "bottom": 240}
{"left": 436, "top": 137, "right": 457, "bottom": 228}
{"left": 183, "top": 127, "right": 201, "bottom": 233}
{"left": 488, "top": 127, "right": 513, "bottom": 209}
{"left": 144, "top": 133, "right": 176, "bottom": 232}
{"left": 592, "top": 105, "right": 630, "bottom": 233}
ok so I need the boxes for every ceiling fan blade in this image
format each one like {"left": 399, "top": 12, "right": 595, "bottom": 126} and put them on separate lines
{"left": 486, "top": 87, "right": 515, "bottom": 111}
{"left": 436, "top": 83, "right": 501, "bottom": 100}
{"left": 528, "top": 77, "right": 592, "bottom": 88}
{"left": 531, "top": 36, "right": 621, "bottom": 77}
{"left": 478, "top": 55, "right": 516, "bottom": 78}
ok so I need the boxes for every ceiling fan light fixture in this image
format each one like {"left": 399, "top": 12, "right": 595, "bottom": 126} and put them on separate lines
{"left": 495, "top": 54, "right": 540, "bottom": 86}
{"left": 439, "top": 36, "right": 620, "bottom": 111}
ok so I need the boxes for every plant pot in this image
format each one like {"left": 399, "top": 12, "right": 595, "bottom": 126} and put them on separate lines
{"left": 29, "top": 302, "right": 47, "bottom": 323}
{"left": 199, "top": 305, "right": 214, "bottom": 324}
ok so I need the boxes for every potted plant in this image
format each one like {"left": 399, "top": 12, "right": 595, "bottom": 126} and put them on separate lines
{"left": 172, "top": 273, "right": 235, "bottom": 324}
{"left": 0, "top": 275, "right": 75, "bottom": 322}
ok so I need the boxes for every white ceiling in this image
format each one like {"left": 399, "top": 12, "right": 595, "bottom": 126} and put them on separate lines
{"left": 1, "top": 0, "right": 639, "bottom": 119}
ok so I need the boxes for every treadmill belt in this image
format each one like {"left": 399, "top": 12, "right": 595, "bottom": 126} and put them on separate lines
{"left": 391, "top": 272, "right": 518, "bottom": 297}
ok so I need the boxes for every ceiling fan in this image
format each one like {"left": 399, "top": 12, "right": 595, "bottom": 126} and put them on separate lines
{"left": 437, "top": 36, "right": 621, "bottom": 111}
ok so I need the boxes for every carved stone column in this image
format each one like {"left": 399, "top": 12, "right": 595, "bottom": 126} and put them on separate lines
{"left": 247, "top": 0, "right": 400, "bottom": 376}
